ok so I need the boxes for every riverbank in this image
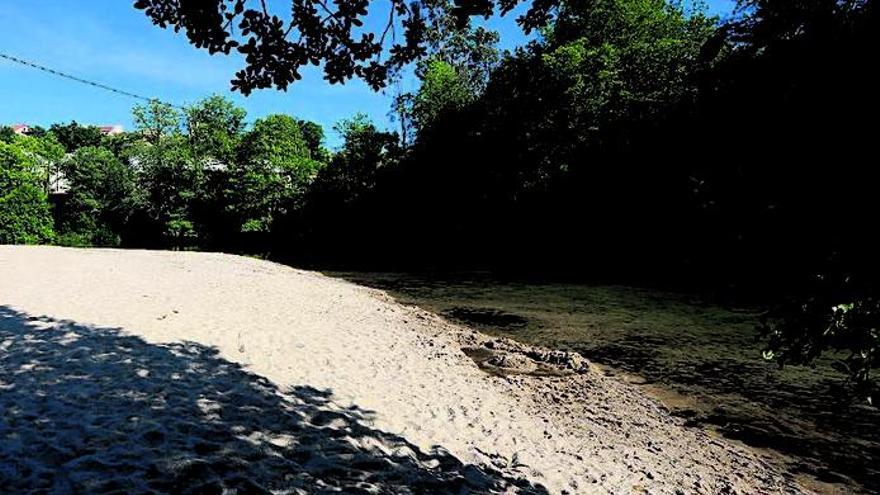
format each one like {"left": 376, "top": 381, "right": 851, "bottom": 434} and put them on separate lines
{"left": 334, "top": 271, "right": 878, "bottom": 494}
{"left": 0, "top": 246, "right": 803, "bottom": 493}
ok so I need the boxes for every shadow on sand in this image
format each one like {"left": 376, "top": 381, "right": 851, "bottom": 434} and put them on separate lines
{"left": 0, "top": 305, "right": 546, "bottom": 494}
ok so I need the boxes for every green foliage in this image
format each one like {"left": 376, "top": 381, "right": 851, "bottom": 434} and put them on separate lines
{"left": 544, "top": 0, "right": 714, "bottom": 123}
{"left": 58, "top": 147, "right": 138, "bottom": 247}
{"left": 163, "top": 214, "right": 198, "bottom": 249}
{"left": 127, "top": 100, "right": 214, "bottom": 248}
{"left": 48, "top": 122, "right": 105, "bottom": 153}
{"left": 409, "top": 59, "right": 476, "bottom": 131}
{"left": 0, "top": 126, "right": 15, "bottom": 144}
{"left": 417, "top": 0, "right": 500, "bottom": 93}
{"left": 391, "top": 2, "right": 499, "bottom": 143}
{"left": 133, "top": 134, "right": 204, "bottom": 248}
{"left": 761, "top": 269, "right": 880, "bottom": 404}
{"left": 184, "top": 95, "right": 247, "bottom": 163}
{"left": 238, "top": 115, "right": 311, "bottom": 163}
{"left": 0, "top": 141, "right": 54, "bottom": 244}
{"left": 26, "top": 126, "right": 48, "bottom": 138}
{"left": 311, "top": 115, "right": 399, "bottom": 205}
{"left": 4, "top": 100, "right": 366, "bottom": 255}
{"left": 13, "top": 133, "right": 65, "bottom": 167}
{"left": 523, "top": 0, "right": 715, "bottom": 147}
{"left": 1, "top": 97, "right": 330, "bottom": 252}
{"left": 54, "top": 232, "right": 95, "bottom": 248}
{"left": 296, "top": 120, "right": 329, "bottom": 163}
{"left": 133, "top": 100, "right": 182, "bottom": 144}
{"left": 228, "top": 114, "right": 321, "bottom": 233}
{"left": 300, "top": 115, "right": 400, "bottom": 257}
{"left": 100, "top": 132, "right": 143, "bottom": 159}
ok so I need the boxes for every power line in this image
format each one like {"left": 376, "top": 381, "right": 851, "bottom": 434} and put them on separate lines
{"left": 0, "top": 51, "right": 184, "bottom": 109}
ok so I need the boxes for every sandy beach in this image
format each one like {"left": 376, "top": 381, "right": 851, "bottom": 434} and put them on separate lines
{"left": 0, "top": 246, "right": 806, "bottom": 494}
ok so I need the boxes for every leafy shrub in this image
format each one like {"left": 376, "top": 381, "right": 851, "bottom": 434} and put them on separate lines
{"left": 761, "top": 271, "right": 880, "bottom": 404}
{"left": 0, "top": 142, "right": 55, "bottom": 244}
{"left": 55, "top": 232, "right": 94, "bottom": 248}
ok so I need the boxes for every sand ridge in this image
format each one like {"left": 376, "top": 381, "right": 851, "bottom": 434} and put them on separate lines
{"left": 0, "top": 246, "right": 806, "bottom": 493}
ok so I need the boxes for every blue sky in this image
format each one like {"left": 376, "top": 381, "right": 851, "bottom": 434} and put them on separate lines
{"left": 1, "top": 0, "right": 735, "bottom": 147}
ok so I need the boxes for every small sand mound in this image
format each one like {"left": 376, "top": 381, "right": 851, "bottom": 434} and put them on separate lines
{"left": 0, "top": 246, "right": 806, "bottom": 494}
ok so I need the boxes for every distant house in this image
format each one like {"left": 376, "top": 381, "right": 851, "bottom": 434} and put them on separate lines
{"left": 11, "top": 124, "right": 30, "bottom": 135}
{"left": 99, "top": 125, "right": 124, "bottom": 136}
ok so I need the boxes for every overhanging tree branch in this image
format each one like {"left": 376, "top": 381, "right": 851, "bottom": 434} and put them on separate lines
{"left": 134, "top": 0, "right": 557, "bottom": 94}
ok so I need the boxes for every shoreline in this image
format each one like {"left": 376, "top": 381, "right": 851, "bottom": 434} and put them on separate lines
{"left": 1, "top": 245, "right": 805, "bottom": 493}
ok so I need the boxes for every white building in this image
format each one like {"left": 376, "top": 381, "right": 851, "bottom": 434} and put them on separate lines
{"left": 99, "top": 125, "right": 124, "bottom": 136}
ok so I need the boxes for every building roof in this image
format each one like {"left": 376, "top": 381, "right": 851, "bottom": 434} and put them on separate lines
{"left": 99, "top": 125, "right": 124, "bottom": 135}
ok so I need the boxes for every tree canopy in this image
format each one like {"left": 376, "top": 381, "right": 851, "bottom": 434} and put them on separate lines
{"left": 0, "top": 138, "right": 56, "bottom": 244}
{"left": 49, "top": 122, "right": 105, "bottom": 153}
{"left": 229, "top": 114, "right": 322, "bottom": 233}
{"left": 185, "top": 95, "right": 248, "bottom": 163}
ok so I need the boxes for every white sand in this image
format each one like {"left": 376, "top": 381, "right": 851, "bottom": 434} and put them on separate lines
{"left": 0, "top": 246, "right": 805, "bottom": 494}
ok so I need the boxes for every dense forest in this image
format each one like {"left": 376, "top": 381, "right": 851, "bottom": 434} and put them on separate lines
{"left": 2, "top": 0, "right": 878, "bottom": 399}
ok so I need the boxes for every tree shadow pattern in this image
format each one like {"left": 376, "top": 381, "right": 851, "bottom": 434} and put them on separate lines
{"left": 0, "top": 306, "right": 546, "bottom": 494}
